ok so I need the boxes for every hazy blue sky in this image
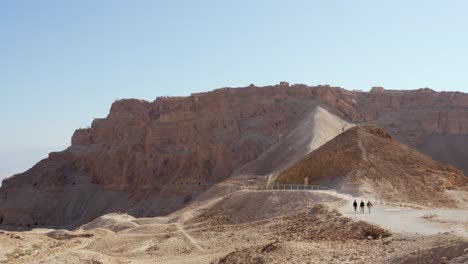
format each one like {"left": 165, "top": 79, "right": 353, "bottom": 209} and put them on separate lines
{"left": 1, "top": 0, "right": 468, "bottom": 180}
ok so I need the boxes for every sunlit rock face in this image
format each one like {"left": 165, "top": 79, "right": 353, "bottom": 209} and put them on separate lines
{"left": 1, "top": 84, "right": 468, "bottom": 228}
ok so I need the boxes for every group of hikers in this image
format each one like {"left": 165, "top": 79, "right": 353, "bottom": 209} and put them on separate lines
{"left": 353, "top": 199, "right": 373, "bottom": 213}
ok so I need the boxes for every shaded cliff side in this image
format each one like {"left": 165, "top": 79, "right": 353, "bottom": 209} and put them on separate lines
{"left": 358, "top": 87, "right": 468, "bottom": 174}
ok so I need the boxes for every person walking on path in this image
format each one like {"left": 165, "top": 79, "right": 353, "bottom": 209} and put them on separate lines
{"left": 360, "top": 200, "right": 365, "bottom": 213}
{"left": 353, "top": 200, "right": 358, "bottom": 213}
{"left": 367, "top": 201, "right": 373, "bottom": 213}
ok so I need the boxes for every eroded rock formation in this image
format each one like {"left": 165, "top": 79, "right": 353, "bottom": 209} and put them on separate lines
{"left": 1, "top": 84, "right": 468, "bottom": 228}
{"left": 356, "top": 88, "right": 468, "bottom": 173}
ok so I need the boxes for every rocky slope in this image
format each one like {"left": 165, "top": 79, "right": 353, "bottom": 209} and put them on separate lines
{"left": 231, "top": 106, "right": 351, "bottom": 179}
{"left": 0, "top": 84, "right": 354, "bottom": 228}
{"left": 1, "top": 83, "right": 468, "bottom": 227}
{"left": 275, "top": 125, "right": 468, "bottom": 208}
{"left": 358, "top": 87, "right": 468, "bottom": 174}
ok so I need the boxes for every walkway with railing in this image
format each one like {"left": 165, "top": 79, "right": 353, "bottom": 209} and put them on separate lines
{"left": 164, "top": 180, "right": 361, "bottom": 204}
{"left": 240, "top": 183, "right": 353, "bottom": 201}
{"left": 241, "top": 184, "right": 330, "bottom": 191}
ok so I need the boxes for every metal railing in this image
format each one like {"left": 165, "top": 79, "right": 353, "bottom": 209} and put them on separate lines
{"left": 241, "top": 184, "right": 330, "bottom": 191}
{"left": 240, "top": 184, "right": 355, "bottom": 202}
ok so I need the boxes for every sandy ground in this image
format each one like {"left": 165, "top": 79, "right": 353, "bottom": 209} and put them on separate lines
{"left": 341, "top": 200, "right": 468, "bottom": 238}
{"left": 1, "top": 190, "right": 467, "bottom": 264}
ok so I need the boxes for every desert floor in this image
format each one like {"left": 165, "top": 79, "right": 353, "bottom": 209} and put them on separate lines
{"left": 1, "top": 190, "right": 467, "bottom": 264}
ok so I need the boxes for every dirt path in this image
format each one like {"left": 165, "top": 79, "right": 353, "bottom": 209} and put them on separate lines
{"left": 175, "top": 223, "right": 205, "bottom": 252}
{"left": 339, "top": 200, "right": 468, "bottom": 239}
{"left": 357, "top": 133, "right": 369, "bottom": 162}
{"left": 311, "top": 190, "right": 352, "bottom": 201}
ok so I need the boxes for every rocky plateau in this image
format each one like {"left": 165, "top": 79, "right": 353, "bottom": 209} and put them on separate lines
{"left": 1, "top": 83, "right": 468, "bottom": 228}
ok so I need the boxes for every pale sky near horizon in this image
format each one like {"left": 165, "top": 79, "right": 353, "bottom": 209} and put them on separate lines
{"left": 1, "top": 0, "right": 468, "bottom": 180}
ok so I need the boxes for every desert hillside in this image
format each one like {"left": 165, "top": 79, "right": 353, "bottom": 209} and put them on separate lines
{"left": 275, "top": 124, "right": 468, "bottom": 208}
{"left": 1, "top": 99, "right": 468, "bottom": 262}
{"left": 358, "top": 88, "right": 468, "bottom": 175}
{"left": 232, "top": 106, "right": 351, "bottom": 178}
{"left": 2, "top": 84, "right": 468, "bottom": 228}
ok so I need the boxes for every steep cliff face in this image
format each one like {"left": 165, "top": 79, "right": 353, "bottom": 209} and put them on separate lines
{"left": 54, "top": 84, "right": 358, "bottom": 192}
{"left": 356, "top": 88, "right": 468, "bottom": 173}
{"left": 67, "top": 85, "right": 352, "bottom": 190}
{"left": 0, "top": 84, "right": 356, "bottom": 228}
{"left": 1, "top": 84, "right": 468, "bottom": 228}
